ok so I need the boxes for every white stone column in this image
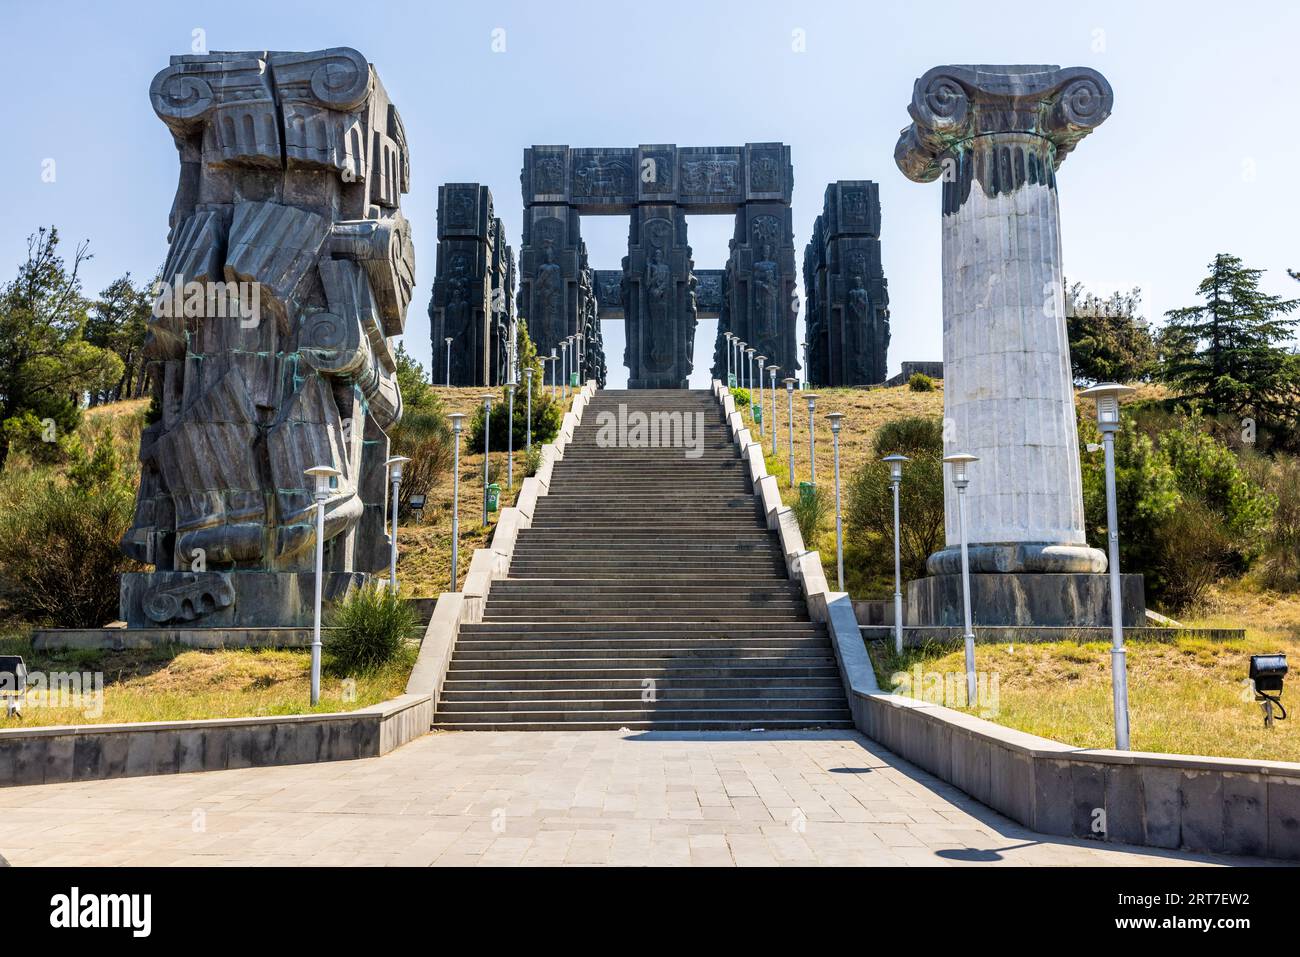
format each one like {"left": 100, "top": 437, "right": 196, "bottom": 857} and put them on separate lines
{"left": 896, "top": 65, "right": 1113, "bottom": 575}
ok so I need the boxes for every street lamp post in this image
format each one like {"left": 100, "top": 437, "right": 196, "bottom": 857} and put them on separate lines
{"left": 724, "top": 332, "right": 734, "bottom": 385}
{"left": 783, "top": 378, "right": 796, "bottom": 488}
{"left": 883, "top": 454, "right": 910, "bottom": 655}
{"left": 805, "top": 393, "right": 820, "bottom": 486}
{"left": 384, "top": 455, "right": 411, "bottom": 593}
{"left": 754, "top": 355, "right": 766, "bottom": 436}
{"left": 945, "top": 452, "right": 980, "bottom": 707}
{"left": 745, "top": 348, "right": 756, "bottom": 402}
{"left": 561, "top": 339, "right": 569, "bottom": 401}
{"left": 549, "top": 349, "right": 557, "bottom": 399}
{"left": 444, "top": 337, "right": 453, "bottom": 387}
{"left": 766, "top": 365, "right": 778, "bottom": 455}
{"left": 304, "top": 464, "right": 341, "bottom": 707}
{"left": 448, "top": 413, "right": 465, "bottom": 591}
{"left": 737, "top": 341, "right": 747, "bottom": 390}
{"left": 524, "top": 368, "right": 533, "bottom": 455}
{"left": 1081, "top": 382, "right": 1136, "bottom": 750}
{"left": 827, "top": 412, "right": 845, "bottom": 591}
{"left": 479, "top": 393, "right": 494, "bottom": 526}
{"left": 505, "top": 381, "right": 516, "bottom": 490}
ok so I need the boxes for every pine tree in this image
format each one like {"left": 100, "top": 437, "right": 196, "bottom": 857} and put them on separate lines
{"left": 1161, "top": 253, "right": 1299, "bottom": 423}
{"left": 1065, "top": 280, "right": 1155, "bottom": 385}
{"left": 0, "top": 228, "right": 123, "bottom": 467}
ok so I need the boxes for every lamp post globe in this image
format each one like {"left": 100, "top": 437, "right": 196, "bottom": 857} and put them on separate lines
{"left": 448, "top": 413, "right": 466, "bottom": 591}
{"left": 944, "top": 452, "right": 980, "bottom": 707}
{"left": 783, "top": 377, "right": 797, "bottom": 487}
{"left": 479, "top": 393, "right": 495, "bottom": 526}
{"left": 304, "top": 464, "right": 341, "bottom": 707}
{"left": 882, "top": 454, "right": 910, "bottom": 655}
{"left": 1080, "top": 382, "right": 1136, "bottom": 750}
{"left": 827, "top": 412, "right": 845, "bottom": 591}
{"left": 766, "top": 365, "right": 779, "bottom": 455}
{"left": 804, "top": 394, "right": 820, "bottom": 486}
{"left": 384, "top": 455, "right": 412, "bottom": 594}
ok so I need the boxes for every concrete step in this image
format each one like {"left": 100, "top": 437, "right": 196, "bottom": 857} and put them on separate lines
{"left": 433, "top": 714, "right": 855, "bottom": 731}
{"left": 486, "top": 581, "right": 801, "bottom": 593}
{"left": 444, "top": 668, "right": 844, "bottom": 684}
{"left": 440, "top": 681, "right": 844, "bottom": 699}
{"left": 464, "top": 619, "right": 825, "bottom": 632}
{"left": 431, "top": 387, "right": 849, "bottom": 732}
{"left": 437, "top": 698, "right": 849, "bottom": 715}
{"left": 455, "top": 637, "right": 829, "bottom": 652}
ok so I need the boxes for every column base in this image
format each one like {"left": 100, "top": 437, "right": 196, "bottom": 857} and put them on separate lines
{"left": 906, "top": 572, "right": 1146, "bottom": 627}
{"left": 927, "top": 541, "right": 1106, "bottom": 575}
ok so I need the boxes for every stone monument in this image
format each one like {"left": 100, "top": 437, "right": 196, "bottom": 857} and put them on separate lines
{"left": 804, "top": 181, "right": 890, "bottom": 386}
{"left": 430, "top": 184, "right": 515, "bottom": 387}
{"left": 122, "top": 47, "right": 413, "bottom": 628}
{"left": 520, "top": 143, "right": 798, "bottom": 387}
{"left": 895, "top": 64, "right": 1144, "bottom": 626}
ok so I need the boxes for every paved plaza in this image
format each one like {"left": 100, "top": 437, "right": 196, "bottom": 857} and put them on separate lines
{"left": 0, "top": 730, "right": 1266, "bottom": 866}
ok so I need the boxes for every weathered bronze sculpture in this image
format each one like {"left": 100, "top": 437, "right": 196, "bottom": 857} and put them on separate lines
{"left": 121, "top": 48, "right": 413, "bottom": 628}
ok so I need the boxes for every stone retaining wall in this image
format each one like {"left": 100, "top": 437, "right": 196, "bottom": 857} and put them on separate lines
{"left": 0, "top": 693, "right": 432, "bottom": 788}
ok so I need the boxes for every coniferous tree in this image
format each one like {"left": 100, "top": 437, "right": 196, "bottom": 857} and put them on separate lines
{"left": 84, "top": 272, "right": 154, "bottom": 405}
{"left": 1161, "top": 253, "right": 1299, "bottom": 423}
{"left": 1065, "top": 280, "right": 1156, "bottom": 385}
{"left": 0, "top": 228, "right": 123, "bottom": 467}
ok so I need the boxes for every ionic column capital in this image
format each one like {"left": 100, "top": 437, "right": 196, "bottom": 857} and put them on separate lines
{"left": 895, "top": 64, "right": 1113, "bottom": 184}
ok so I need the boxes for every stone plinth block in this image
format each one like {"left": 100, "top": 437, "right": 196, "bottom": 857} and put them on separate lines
{"left": 121, "top": 571, "right": 365, "bottom": 629}
{"left": 907, "top": 572, "right": 1146, "bottom": 627}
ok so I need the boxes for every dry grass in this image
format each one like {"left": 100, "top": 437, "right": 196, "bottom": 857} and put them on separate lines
{"left": 0, "top": 633, "right": 414, "bottom": 728}
{"left": 867, "top": 582, "right": 1300, "bottom": 763}
{"left": 397, "top": 385, "right": 574, "bottom": 596}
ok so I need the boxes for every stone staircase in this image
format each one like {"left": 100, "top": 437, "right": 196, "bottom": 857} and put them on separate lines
{"left": 434, "top": 389, "right": 853, "bottom": 731}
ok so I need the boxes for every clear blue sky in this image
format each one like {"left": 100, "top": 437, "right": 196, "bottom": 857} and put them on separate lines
{"left": 2, "top": 0, "right": 1296, "bottom": 388}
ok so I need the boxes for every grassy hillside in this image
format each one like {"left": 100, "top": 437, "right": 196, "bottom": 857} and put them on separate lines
{"left": 867, "top": 584, "right": 1300, "bottom": 763}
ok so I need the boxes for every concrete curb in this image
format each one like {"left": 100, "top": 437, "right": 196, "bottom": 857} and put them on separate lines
{"left": 0, "top": 692, "right": 432, "bottom": 789}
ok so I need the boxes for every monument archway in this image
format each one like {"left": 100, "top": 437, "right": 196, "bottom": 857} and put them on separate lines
{"left": 518, "top": 144, "right": 799, "bottom": 388}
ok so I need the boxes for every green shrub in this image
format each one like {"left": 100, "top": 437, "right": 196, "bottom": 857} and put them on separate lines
{"left": 467, "top": 386, "right": 562, "bottom": 454}
{"left": 845, "top": 416, "right": 946, "bottom": 593}
{"left": 1248, "top": 454, "right": 1300, "bottom": 589}
{"left": 0, "top": 438, "right": 138, "bottom": 627}
{"left": 907, "top": 372, "right": 935, "bottom": 392}
{"left": 1079, "top": 412, "right": 1274, "bottom": 611}
{"left": 390, "top": 345, "right": 454, "bottom": 518}
{"left": 792, "top": 484, "right": 832, "bottom": 545}
{"left": 731, "top": 388, "right": 751, "bottom": 408}
{"left": 524, "top": 443, "right": 542, "bottom": 478}
{"left": 325, "top": 582, "right": 419, "bottom": 673}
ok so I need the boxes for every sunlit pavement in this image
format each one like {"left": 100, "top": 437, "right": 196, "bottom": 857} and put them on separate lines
{"left": 0, "top": 730, "right": 1269, "bottom": 866}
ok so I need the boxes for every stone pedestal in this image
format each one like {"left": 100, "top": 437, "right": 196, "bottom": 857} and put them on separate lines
{"left": 121, "top": 571, "right": 367, "bottom": 629}
{"left": 908, "top": 573, "right": 1146, "bottom": 628}
{"left": 895, "top": 65, "right": 1136, "bottom": 620}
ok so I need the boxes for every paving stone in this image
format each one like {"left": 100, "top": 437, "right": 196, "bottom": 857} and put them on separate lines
{"left": 0, "top": 730, "right": 1260, "bottom": 867}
